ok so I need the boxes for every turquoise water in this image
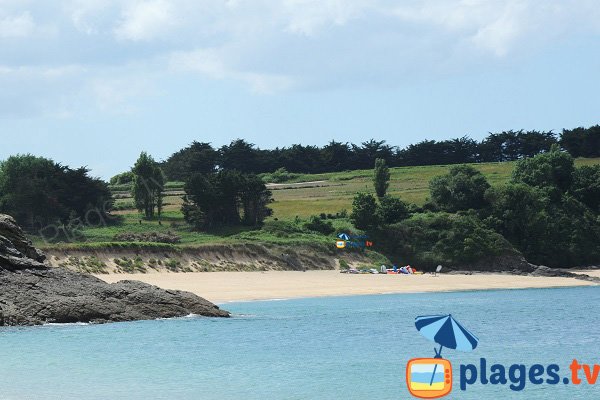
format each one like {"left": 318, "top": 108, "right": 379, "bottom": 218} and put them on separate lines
{"left": 1, "top": 286, "right": 599, "bottom": 399}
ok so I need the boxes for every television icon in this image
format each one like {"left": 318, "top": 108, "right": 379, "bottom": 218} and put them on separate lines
{"left": 406, "top": 358, "right": 452, "bottom": 399}
{"left": 336, "top": 240, "right": 346, "bottom": 249}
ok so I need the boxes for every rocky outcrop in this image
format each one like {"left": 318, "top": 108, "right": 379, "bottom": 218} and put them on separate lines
{"left": 529, "top": 265, "right": 600, "bottom": 283}
{"left": 446, "top": 254, "right": 536, "bottom": 273}
{"left": 0, "top": 214, "right": 229, "bottom": 326}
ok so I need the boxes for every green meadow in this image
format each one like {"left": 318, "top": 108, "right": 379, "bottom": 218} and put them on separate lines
{"left": 36, "top": 158, "right": 599, "bottom": 250}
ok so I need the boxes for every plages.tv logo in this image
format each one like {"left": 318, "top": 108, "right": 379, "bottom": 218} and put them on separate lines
{"left": 406, "top": 314, "right": 479, "bottom": 399}
{"left": 335, "top": 233, "right": 373, "bottom": 249}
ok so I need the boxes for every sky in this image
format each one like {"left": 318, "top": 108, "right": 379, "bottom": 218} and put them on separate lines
{"left": 0, "top": 0, "right": 599, "bottom": 180}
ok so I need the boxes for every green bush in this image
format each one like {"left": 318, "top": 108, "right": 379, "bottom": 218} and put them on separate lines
{"left": 429, "top": 164, "right": 490, "bottom": 212}
{"left": 350, "top": 192, "right": 379, "bottom": 231}
{"left": 304, "top": 216, "right": 335, "bottom": 235}
{"left": 377, "top": 195, "right": 410, "bottom": 224}
{"left": 261, "top": 220, "right": 306, "bottom": 237}
{"left": 376, "top": 212, "right": 517, "bottom": 269}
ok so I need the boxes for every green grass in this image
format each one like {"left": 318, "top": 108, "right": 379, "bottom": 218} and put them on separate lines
{"left": 31, "top": 157, "right": 600, "bottom": 250}
{"left": 268, "top": 158, "right": 600, "bottom": 218}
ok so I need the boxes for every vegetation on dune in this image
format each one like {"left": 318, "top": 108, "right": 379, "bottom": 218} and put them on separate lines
{"left": 375, "top": 213, "right": 517, "bottom": 269}
{"left": 351, "top": 147, "right": 600, "bottom": 268}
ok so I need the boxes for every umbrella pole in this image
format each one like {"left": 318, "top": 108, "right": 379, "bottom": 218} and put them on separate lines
{"left": 429, "top": 345, "right": 444, "bottom": 386}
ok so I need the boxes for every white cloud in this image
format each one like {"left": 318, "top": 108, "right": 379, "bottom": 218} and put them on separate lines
{"left": 90, "top": 76, "right": 152, "bottom": 113}
{"left": 0, "top": 11, "right": 35, "bottom": 38}
{"left": 282, "top": 0, "right": 370, "bottom": 36}
{"left": 170, "top": 48, "right": 294, "bottom": 94}
{"left": 0, "top": 0, "right": 598, "bottom": 117}
{"left": 114, "top": 0, "right": 177, "bottom": 41}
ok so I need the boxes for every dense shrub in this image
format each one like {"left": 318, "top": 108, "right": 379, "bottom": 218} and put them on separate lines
{"left": 0, "top": 154, "right": 112, "bottom": 231}
{"left": 377, "top": 196, "right": 410, "bottom": 224}
{"left": 303, "top": 216, "right": 335, "bottom": 235}
{"left": 512, "top": 145, "right": 575, "bottom": 193}
{"left": 350, "top": 192, "right": 379, "bottom": 231}
{"left": 376, "top": 213, "right": 517, "bottom": 269}
{"left": 572, "top": 165, "right": 600, "bottom": 212}
{"left": 261, "top": 167, "right": 299, "bottom": 183}
{"left": 429, "top": 165, "right": 490, "bottom": 212}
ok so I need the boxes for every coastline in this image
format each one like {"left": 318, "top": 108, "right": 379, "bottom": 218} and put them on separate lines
{"left": 95, "top": 270, "right": 596, "bottom": 304}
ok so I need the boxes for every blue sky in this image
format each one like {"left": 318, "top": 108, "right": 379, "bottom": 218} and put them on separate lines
{"left": 0, "top": 0, "right": 599, "bottom": 179}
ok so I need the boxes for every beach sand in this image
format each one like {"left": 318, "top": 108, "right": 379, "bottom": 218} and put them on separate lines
{"left": 95, "top": 270, "right": 595, "bottom": 304}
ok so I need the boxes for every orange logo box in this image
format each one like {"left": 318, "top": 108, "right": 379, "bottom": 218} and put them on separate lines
{"left": 406, "top": 358, "right": 452, "bottom": 399}
{"left": 336, "top": 240, "right": 346, "bottom": 248}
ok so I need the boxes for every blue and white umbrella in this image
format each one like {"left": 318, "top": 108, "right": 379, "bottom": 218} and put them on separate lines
{"left": 415, "top": 314, "right": 479, "bottom": 353}
{"left": 415, "top": 314, "right": 479, "bottom": 386}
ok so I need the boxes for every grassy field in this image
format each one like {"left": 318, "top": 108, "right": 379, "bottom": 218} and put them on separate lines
{"left": 35, "top": 157, "right": 597, "bottom": 250}
{"left": 268, "top": 158, "right": 600, "bottom": 219}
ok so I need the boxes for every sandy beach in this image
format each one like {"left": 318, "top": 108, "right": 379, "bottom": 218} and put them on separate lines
{"left": 95, "top": 270, "right": 595, "bottom": 304}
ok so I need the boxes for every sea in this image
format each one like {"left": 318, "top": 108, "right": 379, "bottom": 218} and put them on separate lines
{"left": 1, "top": 286, "right": 599, "bottom": 399}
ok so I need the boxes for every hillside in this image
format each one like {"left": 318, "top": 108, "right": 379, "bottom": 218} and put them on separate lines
{"left": 109, "top": 157, "right": 600, "bottom": 220}
{"left": 30, "top": 157, "right": 600, "bottom": 274}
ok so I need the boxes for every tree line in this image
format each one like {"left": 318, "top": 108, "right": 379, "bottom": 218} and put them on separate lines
{"left": 149, "top": 125, "right": 599, "bottom": 182}
{"left": 351, "top": 147, "right": 600, "bottom": 268}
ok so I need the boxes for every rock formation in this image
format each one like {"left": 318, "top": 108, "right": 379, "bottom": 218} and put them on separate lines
{"left": 0, "top": 214, "right": 229, "bottom": 326}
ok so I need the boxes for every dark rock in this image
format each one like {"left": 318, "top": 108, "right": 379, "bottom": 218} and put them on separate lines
{"left": 0, "top": 214, "right": 229, "bottom": 326}
{"left": 0, "top": 214, "right": 46, "bottom": 270}
{"left": 446, "top": 254, "right": 536, "bottom": 273}
{"left": 529, "top": 265, "right": 600, "bottom": 283}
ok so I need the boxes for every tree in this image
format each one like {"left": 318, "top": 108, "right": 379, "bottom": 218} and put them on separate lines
{"left": 350, "top": 192, "right": 379, "bottom": 231}
{"left": 373, "top": 158, "right": 390, "bottom": 199}
{"left": 560, "top": 125, "right": 600, "bottom": 158}
{"left": 429, "top": 165, "right": 490, "bottom": 212}
{"left": 571, "top": 165, "right": 600, "bottom": 212}
{"left": 375, "top": 212, "right": 517, "bottom": 269}
{"left": 321, "top": 140, "right": 352, "bottom": 171}
{"left": 377, "top": 196, "right": 409, "bottom": 224}
{"left": 484, "top": 183, "right": 550, "bottom": 259}
{"left": 109, "top": 171, "right": 134, "bottom": 185}
{"left": 183, "top": 171, "right": 272, "bottom": 230}
{"left": 219, "top": 139, "right": 261, "bottom": 173}
{"left": 162, "top": 141, "right": 217, "bottom": 181}
{"left": 182, "top": 173, "right": 218, "bottom": 229}
{"left": 240, "top": 174, "right": 273, "bottom": 226}
{"left": 132, "top": 152, "right": 164, "bottom": 219}
{"left": 484, "top": 182, "right": 600, "bottom": 267}
{"left": 0, "top": 154, "right": 112, "bottom": 231}
{"left": 512, "top": 145, "right": 575, "bottom": 194}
